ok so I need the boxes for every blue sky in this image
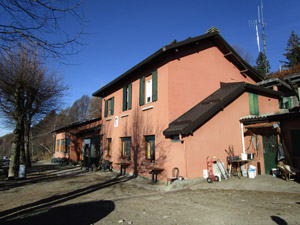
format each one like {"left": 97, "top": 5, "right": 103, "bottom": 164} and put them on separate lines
{"left": 1, "top": 0, "right": 300, "bottom": 136}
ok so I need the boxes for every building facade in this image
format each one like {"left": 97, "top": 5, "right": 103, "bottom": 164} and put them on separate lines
{"left": 93, "top": 31, "right": 281, "bottom": 181}
{"left": 53, "top": 117, "right": 102, "bottom": 164}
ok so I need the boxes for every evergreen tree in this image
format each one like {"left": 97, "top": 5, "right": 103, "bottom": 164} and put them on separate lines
{"left": 254, "top": 52, "right": 271, "bottom": 77}
{"left": 281, "top": 30, "right": 300, "bottom": 68}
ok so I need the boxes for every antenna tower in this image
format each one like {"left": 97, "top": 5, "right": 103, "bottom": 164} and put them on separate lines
{"left": 259, "top": 0, "right": 267, "bottom": 57}
{"left": 249, "top": 0, "right": 268, "bottom": 76}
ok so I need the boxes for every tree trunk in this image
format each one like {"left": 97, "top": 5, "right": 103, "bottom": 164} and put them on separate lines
{"left": 19, "top": 118, "right": 26, "bottom": 178}
{"left": 25, "top": 121, "right": 32, "bottom": 168}
{"left": 8, "top": 84, "right": 26, "bottom": 179}
{"left": 8, "top": 141, "right": 20, "bottom": 179}
{"left": 8, "top": 119, "right": 22, "bottom": 178}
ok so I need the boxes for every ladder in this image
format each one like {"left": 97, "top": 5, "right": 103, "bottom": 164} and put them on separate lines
{"left": 216, "top": 159, "right": 230, "bottom": 179}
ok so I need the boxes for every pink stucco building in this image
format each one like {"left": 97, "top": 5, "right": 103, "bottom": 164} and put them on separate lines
{"left": 53, "top": 117, "right": 102, "bottom": 163}
{"left": 93, "top": 30, "right": 282, "bottom": 181}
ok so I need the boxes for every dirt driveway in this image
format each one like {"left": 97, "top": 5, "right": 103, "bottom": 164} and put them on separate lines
{"left": 0, "top": 163, "right": 299, "bottom": 225}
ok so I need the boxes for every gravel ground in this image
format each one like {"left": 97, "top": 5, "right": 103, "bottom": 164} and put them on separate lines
{"left": 0, "top": 163, "right": 299, "bottom": 225}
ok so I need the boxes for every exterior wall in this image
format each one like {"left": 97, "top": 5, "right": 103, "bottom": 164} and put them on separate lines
{"left": 168, "top": 44, "right": 256, "bottom": 122}
{"left": 246, "top": 95, "right": 280, "bottom": 175}
{"left": 53, "top": 132, "right": 69, "bottom": 159}
{"left": 182, "top": 93, "right": 279, "bottom": 179}
{"left": 102, "top": 63, "right": 171, "bottom": 179}
{"left": 99, "top": 42, "right": 279, "bottom": 181}
{"left": 54, "top": 119, "right": 102, "bottom": 162}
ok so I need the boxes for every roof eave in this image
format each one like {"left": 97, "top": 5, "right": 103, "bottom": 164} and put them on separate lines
{"left": 93, "top": 32, "right": 262, "bottom": 98}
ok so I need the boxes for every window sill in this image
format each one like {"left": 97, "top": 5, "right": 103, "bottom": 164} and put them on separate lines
{"left": 121, "top": 114, "right": 129, "bottom": 118}
{"left": 142, "top": 105, "right": 154, "bottom": 111}
{"left": 105, "top": 118, "right": 112, "bottom": 121}
{"left": 142, "top": 160, "right": 156, "bottom": 165}
{"left": 119, "top": 159, "right": 131, "bottom": 162}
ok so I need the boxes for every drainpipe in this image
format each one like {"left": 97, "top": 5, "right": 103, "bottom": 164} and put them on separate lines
{"left": 241, "top": 123, "right": 246, "bottom": 154}
{"left": 180, "top": 134, "right": 188, "bottom": 178}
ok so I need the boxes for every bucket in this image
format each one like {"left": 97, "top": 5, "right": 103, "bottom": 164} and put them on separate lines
{"left": 18, "top": 165, "right": 25, "bottom": 178}
{"left": 203, "top": 169, "right": 208, "bottom": 178}
{"left": 248, "top": 169, "right": 256, "bottom": 179}
{"left": 242, "top": 169, "right": 248, "bottom": 177}
{"left": 272, "top": 168, "right": 279, "bottom": 177}
{"left": 249, "top": 165, "right": 256, "bottom": 170}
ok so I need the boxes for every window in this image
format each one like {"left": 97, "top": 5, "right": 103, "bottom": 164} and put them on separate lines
{"left": 249, "top": 93, "right": 259, "bottom": 115}
{"left": 123, "top": 84, "right": 132, "bottom": 111}
{"left": 121, "top": 137, "right": 131, "bottom": 159}
{"left": 66, "top": 138, "right": 71, "bottom": 153}
{"left": 146, "top": 79, "right": 152, "bottom": 103}
{"left": 145, "top": 135, "right": 155, "bottom": 162}
{"left": 139, "top": 70, "right": 157, "bottom": 106}
{"left": 56, "top": 140, "right": 60, "bottom": 152}
{"left": 104, "top": 97, "right": 114, "bottom": 117}
{"left": 61, "top": 139, "right": 65, "bottom": 152}
{"left": 279, "top": 97, "right": 292, "bottom": 109}
{"left": 107, "top": 138, "right": 112, "bottom": 157}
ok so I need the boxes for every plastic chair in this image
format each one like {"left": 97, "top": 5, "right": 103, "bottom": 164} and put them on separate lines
{"left": 167, "top": 167, "right": 179, "bottom": 185}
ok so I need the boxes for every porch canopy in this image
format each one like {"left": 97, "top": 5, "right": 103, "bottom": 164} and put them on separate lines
{"left": 240, "top": 110, "right": 300, "bottom": 135}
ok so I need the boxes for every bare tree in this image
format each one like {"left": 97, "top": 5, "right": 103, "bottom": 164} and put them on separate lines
{"left": 0, "top": 46, "right": 67, "bottom": 178}
{"left": 232, "top": 44, "right": 254, "bottom": 65}
{"left": 68, "top": 95, "right": 90, "bottom": 122}
{"left": 121, "top": 104, "right": 167, "bottom": 177}
{"left": 0, "top": 0, "right": 86, "bottom": 58}
{"left": 88, "top": 96, "right": 102, "bottom": 119}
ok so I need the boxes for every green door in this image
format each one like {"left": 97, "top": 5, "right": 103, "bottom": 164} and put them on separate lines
{"left": 263, "top": 134, "right": 278, "bottom": 174}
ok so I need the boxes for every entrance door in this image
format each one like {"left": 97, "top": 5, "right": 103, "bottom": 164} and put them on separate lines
{"left": 263, "top": 134, "right": 278, "bottom": 174}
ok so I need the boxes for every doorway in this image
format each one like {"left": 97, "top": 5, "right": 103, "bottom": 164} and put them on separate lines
{"left": 263, "top": 134, "right": 278, "bottom": 174}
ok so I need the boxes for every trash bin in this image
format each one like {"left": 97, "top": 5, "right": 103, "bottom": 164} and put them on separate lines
{"left": 248, "top": 165, "right": 256, "bottom": 179}
{"left": 242, "top": 169, "right": 248, "bottom": 177}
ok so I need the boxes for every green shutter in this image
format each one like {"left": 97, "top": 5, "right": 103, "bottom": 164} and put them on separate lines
{"left": 110, "top": 97, "right": 114, "bottom": 115}
{"left": 139, "top": 77, "right": 145, "bottom": 106}
{"left": 104, "top": 100, "right": 108, "bottom": 117}
{"left": 122, "top": 86, "right": 127, "bottom": 111}
{"left": 254, "top": 93, "right": 259, "bottom": 115}
{"left": 128, "top": 83, "right": 132, "bottom": 109}
{"left": 288, "top": 97, "right": 292, "bottom": 109}
{"left": 249, "top": 93, "right": 259, "bottom": 115}
{"left": 152, "top": 70, "right": 157, "bottom": 102}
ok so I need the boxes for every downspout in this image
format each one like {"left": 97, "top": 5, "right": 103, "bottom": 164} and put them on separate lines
{"left": 180, "top": 134, "right": 188, "bottom": 178}
{"left": 241, "top": 123, "right": 246, "bottom": 154}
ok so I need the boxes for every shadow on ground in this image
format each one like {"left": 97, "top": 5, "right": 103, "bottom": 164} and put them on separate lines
{"left": 271, "top": 216, "right": 288, "bottom": 225}
{"left": 2, "top": 200, "right": 115, "bottom": 225}
{"left": 0, "top": 164, "right": 86, "bottom": 191}
{"left": 0, "top": 169, "right": 134, "bottom": 224}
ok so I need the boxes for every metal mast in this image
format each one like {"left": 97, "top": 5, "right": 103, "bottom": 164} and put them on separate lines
{"left": 259, "top": 0, "right": 267, "bottom": 57}
{"left": 249, "top": 0, "right": 267, "bottom": 76}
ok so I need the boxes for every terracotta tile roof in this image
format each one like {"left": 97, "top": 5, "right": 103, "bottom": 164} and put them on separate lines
{"left": 163, "top": 82, "right": 282, "bottom": 138}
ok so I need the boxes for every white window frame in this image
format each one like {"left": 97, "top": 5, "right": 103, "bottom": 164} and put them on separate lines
{"left": 146, "top": 79, "right": 152, "bottom": 103}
